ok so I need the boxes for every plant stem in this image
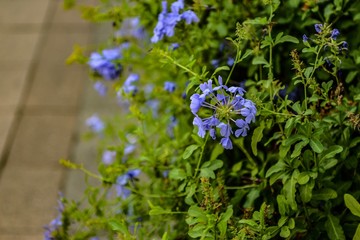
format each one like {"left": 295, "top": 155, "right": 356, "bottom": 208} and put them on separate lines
{"left": 194, "top": 134, "right": 209, "bottom": 178}
{"left": 225, "top": 46, "right": 240, "bottom": 85}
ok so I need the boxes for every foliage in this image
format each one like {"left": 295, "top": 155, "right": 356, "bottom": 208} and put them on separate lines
{"left": 45, "top": 0, "right": 360, "bottom": 239}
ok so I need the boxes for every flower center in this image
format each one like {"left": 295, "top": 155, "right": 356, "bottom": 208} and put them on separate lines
{"left": 215, "top": 103, "right": 233, "bottom": 120}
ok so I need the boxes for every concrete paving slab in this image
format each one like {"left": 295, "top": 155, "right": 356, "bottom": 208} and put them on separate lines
{"left": 0, "top": 114, "right": 15, "bottom": 162}
{"left": 25, "top": 64, "right": 86, "bottom": 108}
{"left": 37, "top": 29, "right": 91, "bottom": 65}
{"left": 5, "top": 115, "right": 76, "bottom": 170}
{"left": 0, "top": 166, "right": 63, "bottom": 235}
{"left": 0, "top": 33, "right": 40, "bottom": 62}
{"left": 0, "top": 234, "right": 42, "bottom": 240}
{"left": 0, "top": 64, "right": 29, "bottom": 107}
{"left": 0, "top": 0, "right": 51, "bottom": 25}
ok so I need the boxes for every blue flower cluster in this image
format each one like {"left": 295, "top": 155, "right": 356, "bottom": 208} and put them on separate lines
{"left": 122, "top": 73, "right": 140, "bottom": 94}
{"left": 190, "top": 76, "right": 256, "bottom": 149}
{"left": 44, "top": 196, "right": 64, "bottom": 240}
{"left": 88, "top": 44, "right": 129, "bottom": 80}
{"left": 86, "top": 114, "right": 105, "bottom": 133}
{"left": 116, "top": 17, "right": 145, "bottom": 40}
{"left": 151, "top": 0, "right": 199, "bottom": 43}
{"left": 116, "top": 169, "right": 141, "bottom": 199}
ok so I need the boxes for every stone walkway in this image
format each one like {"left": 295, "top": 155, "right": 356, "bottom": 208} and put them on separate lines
{"left": 0, "top": 0, "right": 112, "bottom": 239}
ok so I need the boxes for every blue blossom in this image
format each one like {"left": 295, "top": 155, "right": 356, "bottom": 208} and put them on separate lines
{"left": 116, "top": 169, "right": 141, "bottom": 199}
{"left": 124, "top": 144, "right": 136, "bottom": 156}
{"left": 44, "top": 196, "right": 64, "bottom": 240}
{"left": 116, "top": 17, "right": 145, "bottom": 40}
{"left": 227, "top": 57, "right": 235, "bottom": 66}
{"left": 88, "top": 48, "right": 123, "bottom": 80}
{"left": 86, "top": 114, "right": 105, "bottom": 133}
{"left": 211, "top": 59, "right": 220, "bottom": 68}
{"left": 181, "top": 10, "right": 199, "bottom": 24}
{"left": 93, "top": 81, "right": 107, "bottom": 96}
{"left": 123, "top": 73, "right": 139, "bottom": 94}
{"left": 302, "top": 34, "right": 308, "bottom": 42}
{"left": 151, "top": 1, "right": 199, "bottom": 43}
{"left": 342, "top": 41, "right": 348, "bottom": 49}
{"left": 314, "top": 24, "right": 323, "bottom": 33}
{"left": 164, "top": 81, "right": 176, "bottom": 92}
{"left": 170, "top": 43, "right": 180, "bottom": 50}
{"left": 102, "top": 150, "right": 116, "bottom": 165}
{"left": 330, "top": 29, "right": 340, "bottom": 40}
{"left": 190, "top": 76, "right": 257, "bottom": 149}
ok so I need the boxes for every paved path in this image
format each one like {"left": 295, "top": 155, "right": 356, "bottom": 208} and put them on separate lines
{"left": 0, "top": 0, "right": 110, "bottom": 238}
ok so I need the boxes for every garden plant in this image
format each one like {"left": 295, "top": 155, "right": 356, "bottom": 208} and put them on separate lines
{"left": 45, "top": 0, "right": 360, "bottom": 239}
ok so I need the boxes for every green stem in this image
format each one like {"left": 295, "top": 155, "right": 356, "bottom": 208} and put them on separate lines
{"left": 225, "top": 46, "right": 240, "bottom": 85}
{"left": 261, "top": 107, "right": 293, "bottom": 117}
{"left": 161, "top": 52, "right": 202, "bottom": 80}
{"left": 194, "top": 134, "right": 209, "bottom": 178}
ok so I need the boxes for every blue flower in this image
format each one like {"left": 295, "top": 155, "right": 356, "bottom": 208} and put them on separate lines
{"left": 342, "top": 41, "right": 348, "bottom": 49}
{"left": 314, "top": 24, "right": 323, "bottom": 33}
{"left": 86, "top": 114, "right": 105, "bottom": 133}
{"left": 88, "top": 48, "right": 123, "bottom": 80}
{"left": 93, "top": 81, "right": 107, "bottom": 96}
{"left": 181, "top": 10, "right": 199, "bottom": 24}
{"left": 227, "top": 57, "right": 235, "bottom": 66}
{"left": 164, "top": 81, "right": 176, "bottom": 92}
{"left": 116, "top": 17, "right": 145, "bottom": 40}
{"left": 102, "top": 150, "right": 116, "bottom": 165}
{"left": 170, "top": 43, "right": 180, "bottom": 50}
{"left": 151, "top": 1, "right": 199, "bottom": 43}
{"left": 116, "top": 169, "right": 141, "bottom": 199}
{"left": 302, "top": 34, "right": 308, "bottom": 42}
{"left": 44, "top": 196, "right": 64, "bottom": 240}
{"left": 123, "top": 73, "right": 139, "bottom": 94}
{"left": 330, "top": 29, "right": 340, "bottom": 40}
{"left": 190, "top": 76, "right": 257, "bottom": 149}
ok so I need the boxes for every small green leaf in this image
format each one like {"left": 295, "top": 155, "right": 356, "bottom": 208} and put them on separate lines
{"left": 344, "top": 194, "right": 360, "bottom": 218}
{"left": 280, "top": 226, "right": 291, "bottom": 238}
{"left": 200, "top": 168, "right": 215, "bottom": 179}
{"left": 312, "top": 188, "right": 338, "bottom": 200}
{"left": 325, "top": 214, "right": 345, "bottom": 240}
{"left": 278, "top": 216, "right": 288, "bottom": 227}
{"left": 109, "top": 219, "right": 129, "bottom": 234}
{"left": 320, "top": 146, "right": 343, "bottom": 160}
{"left": 218, "top": 206, "right": 233, "bottom": 237}
{"left": 239, "top": 219, "right": 258, "bottom": 227}
{"left": 149, "top": 206, "right": 170, "bottom": 215}
{"left": 275, "top": 35, "right": 299, "bottom": 45}
{"left": 277, "top": 194, "right": 288, "bottom": 216}
{"left": 291, "top": 139, "right": 309, "bottom": 158}
{"left": 244, "top": 17, "right": 268, "bottom": 25}
{"left": 300, "top": 179, "right": 315, "bottom": 203}
{"left": 169, "top": 168, "right": 187, "bottom": 180}
{"left": 291, "top": 101, "right": 302, "bottom": 114}
{"left": 212, "top": 66, "right": 230, "bottom": 77}
{"left": 251, "top": 124, "right": 265, "bottom": 156}
{"left": 310, "top": 138, "right": 324, "bottom": 153}
{"left": 353, "top": 224, "right": 360, "bottom": 240}
{"left": 252, "top": 56, "right": 269, "bottom": 65}
{"left": 183, "top": 144, "right": 199, "bottom": 159}
{"left": 266, "top": 161, "right": 288, "bottom": 178}
{"left": 297, "top": 172, "right": 310, "bottom": 185}
{"left": 161, "top": 232, "right": 169, "bottom": 240}
{"left": 284, "top": 171, "right": 298, "bottom": 210}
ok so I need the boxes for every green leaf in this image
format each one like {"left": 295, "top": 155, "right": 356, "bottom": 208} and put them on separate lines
{"left": 252, "top": 55, "right": 269, "bottom": 65}
{"left": 312, "top": 188, "right": 338, "bottom": 201}
{"left": 277, "top": 194, "right": 288, "bottom": 216}
{"left": 320, "top": 158, "right": 338, "bottom": 171}
{"left": 353, "top": 224, "right": 360, "bottom": 240}
{"left": 275, "top": 35, "right": 299, "bottom": 45}
{"left": 285, "top": 117, "right": 296, "bottom": 137}
{"left": 291, "top": 101, "right": 302, "bottom": 113}
{"left": 320, "top": 146, "right": 343, "bottom": 160}
{"left": 325, "top": 214, "right": 345, "bottom": 240}
{"left": 239, "top": 49, "right": 253, "bottom": 61}
{"left": 149, "top": 206, "right": 170, "bottom": 215}
{"left": 265, "top": 161, "right": 287, "bottom": 178}
{"left": 344, "top": 194, "right": 360, "bottom": 218}
{"left": 300, "top": 179, "right": 315, "bottom": 203}
{"left": 202, "top": 159, "right": 224, "bottom": 171}
{"left": 251, "top": 124, "right": 265, "bottom": 156}
{"left": 210, "top": 144, "right": 224, "bottom": 161}
{"left": 278, "top": 216, "right": 288, "bottom": 227}
{"left": 162, "top": 232, "right": 169, "bottom": 240}
{"left": 280, "top": 226, "right": 290, "bottom": 238}
{"left": 169, "top": 168, "right": 187, "bottom": 180}
{"left": 239, "top": 219, "right": 258, "bottom": 227}
{"left": 284, "top": 171, "right": 298, "bottom": 210}
{"left": 108, "top": 219, "right": 129, "bottom": 235}
{"left": 244, "top": 17, "right": 268, "bottom": 25}
{"left": 297, "top": 172, "right": 310, "bottom": 185}
{"left": 218, "top": 206, "right": 233, "bottom": 237}
{"left": 183, "top": 144, "right": 199, "bottom": 159}
{"left": 310, "top": 138, "right": 324, "bottom": 153}
{"left": 291, "top": 139, "right": 309, "bottom": 158}
{"left": 200, "top": 168, "right": 215, "bottom": 179}
{"left": 212, "top": 66, "right": 230, "bottom": 77}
